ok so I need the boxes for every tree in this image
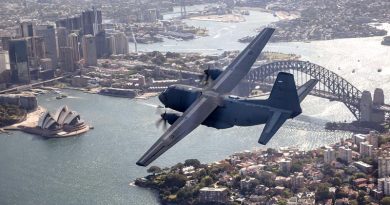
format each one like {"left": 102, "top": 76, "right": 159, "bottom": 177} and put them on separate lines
{"left": 316, "top": 183, "right": 330, "bottom": 201}
{"left": 184, "top": 159, "right": 201, "bottom": 168}
{"left": 147, "top": 166, "right": 162, "bottom": 175}
{"left": 200, "top": 176, "right": 214, "bottom": 187}
{"left": 357, "top": 191, "right": 366, "bottom": 205}
{"left": 381, "top": 197, "right": 390, "bottom": 205}
{"left": 163, "top": 173, "right": 187, "bottom": 188}
{"left": 331, "top": 177, "right": 342, "bottom": 186}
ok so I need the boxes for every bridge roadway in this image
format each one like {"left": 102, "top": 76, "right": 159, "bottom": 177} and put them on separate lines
{"left": 0, "top": 72, "right": 76, "bottom": 94}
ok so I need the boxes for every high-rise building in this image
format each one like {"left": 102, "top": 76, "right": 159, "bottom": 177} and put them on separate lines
{"left": 113, "top": 32, "right": 129, "bottom": 55}
{"left": 360, "top": 141, "right": 373, "bottom": 157}
{"left": 379, "top": 154, "right": 390, "bottom": 178}
{"left": 36, "top": 25, "right": 58, "bottom": 67}
{"left": 367, "top": 131, "right": 379, "bottom": 148}
{"left": 67, "top": 33, "right": 80, "bottom": 64}
{"left": 378, "top": 177, "right": 390, "bottom": 195}
{"left": 1, "top": 37, "right": 12, "bottom": 51}
{"left": 56, "top": 16, "right": 82, "bottom": 32}
{"left": 29, "top": 36, "right": 46, "bottom": 67}
{"left": 60, "top": 47, "right": 75, "bottom": 72}
{"left": 324, "top": 148, "right": 336, "bottom": 163}
{"left": 106, "top": 32, "right": 129, "bottom": 56}
{"left": 82, "top": 35, "right": 97, "bottom": 67}
{"left": 9, "top": 39, "right": 30, "bottom": 83}
{"left": 290, "top": 172, "right": 304, "bottom": 190}
{"left": 20, "top": 21, "right": 35, "bottom": 37}
{"left": 338, "top": 146, "right": 352, "bottom": 163}
{"left": 57, "top": 27, "right": 68, "bottom": 49}
{"left": 0, "top": 50, "right": 10, "bottom": 74}
{"left": 353, "top": 134, "right": 367, "bottom": 147}
{"left": 278, "top": 158, "right": 292, "bottom": 173}
{"left": 81, "top": 7, "right": 102, "bottom": 35}
{"left": 95, "top": 30, "right": 108, "bottom": 58}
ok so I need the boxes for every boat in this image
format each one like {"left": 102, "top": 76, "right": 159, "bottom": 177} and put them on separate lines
{"left": 56, "top": 94, "right": 68, "bottom": 100}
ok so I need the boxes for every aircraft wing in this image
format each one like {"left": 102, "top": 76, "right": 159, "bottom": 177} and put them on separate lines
{"left": 210, "top": 28, "right": 275, "bottom": 94}
{"left": 136, "top": 95, "right": 219, "bottom": 166}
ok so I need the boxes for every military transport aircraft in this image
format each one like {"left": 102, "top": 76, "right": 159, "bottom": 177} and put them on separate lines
{"left": 137, "top": 28, "right": 318, "bottom": 166}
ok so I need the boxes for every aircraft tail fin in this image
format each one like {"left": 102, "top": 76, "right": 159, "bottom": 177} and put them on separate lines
{"left": 267, "top": 72, "right": 302, "bottom": 117}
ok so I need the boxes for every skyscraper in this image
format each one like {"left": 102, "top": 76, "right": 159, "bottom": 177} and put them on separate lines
{"left": 9, "top": 39, "right": 30, "bottom": 83}
{"left": 57, "top": 27, "right": 68, "bottom": 49}
{"left": 1, "top": 37, "right": 12, "bottom": 51}
{"left": 36, "top": 25, "right": 58, "bottom": 67}
{"left": 0, "top": 50, "right": 10, "bottom": 74}
{"left": 67, "top": 33, "right": 80, "bottom": 63}
{"left": 95, "top": 30, "right": 108, "bottom": 58}
{"left": 81, "top": 7, "right": 102, "bottom": 36}
{"left": 20, "top": 21, "right": 35, "bottom": 37}
{"left": 82, "top": 35, "right": 97, "bottom": 67}
{"left": 60, "top": 47, "right": 75, "bottom": 72}
{"left": 27, "top": 36, "right": 46, "bottom": 68}
{"left": 113, "top": 32, "right": 129, "bottom": 55}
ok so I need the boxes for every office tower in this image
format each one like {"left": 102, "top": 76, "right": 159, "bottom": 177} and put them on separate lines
{"left": 324, "top": 148, "right": 336, "bottom": 163}
{"left": 60, "top": 47, "right": 75, "bottom": 72}
{"left": 1, "top": 37, "right": 12, "bottom": 51}
{"left": 22, "top": 36, "right": 45, "bottom": 69}
{"left": 81, "top": 7, "right": 102, "bottom": 35}
{"left": 82, "top": 35, "right": 97, "bottom": 67}
{"left": 0, "top": 50, "right": 10, "bottom": 74}
{"left": 57, "top": 27, "right": 68, "bottom": 49}
{"left": 9, "top": 39, "right": 30, "bottom": 83}
{"left": 36, "top": 25, "right": 58, "bottom": 67}
{"left": 95, "top": 30, "right": 107, "bottom": 58}
{"left": 106, "top": 35, "right": 115, "bottom": 56}
{"left": 56, "top": 16, "right": 82, "bottom": 32}
{"left": 20, "top": 21, "right": 35, "bottom": 37}
{"left": 67, "top": 33, "right": 80, "bottom": 63}
{"left": 113, "top": 32, "right": 129, "bottom": 55}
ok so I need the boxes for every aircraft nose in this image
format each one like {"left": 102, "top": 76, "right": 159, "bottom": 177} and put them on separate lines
{"left": 158, "top": 92, "right": 168, "bottom": 105}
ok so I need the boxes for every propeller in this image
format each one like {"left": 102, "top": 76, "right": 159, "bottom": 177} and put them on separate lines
{"left": 155, "top": 107, "right": 168, "bottom": 131}
{"left": 200, "top": 65, "right": 212, "bottom": 86}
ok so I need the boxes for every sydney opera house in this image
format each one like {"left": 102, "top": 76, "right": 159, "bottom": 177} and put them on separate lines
{"left": 25, "top": 106, "right": 89, "bottom": 137}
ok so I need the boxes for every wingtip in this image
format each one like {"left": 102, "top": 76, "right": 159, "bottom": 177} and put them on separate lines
{"left": 136, "top": 161, "right": 147, "bottom": 167}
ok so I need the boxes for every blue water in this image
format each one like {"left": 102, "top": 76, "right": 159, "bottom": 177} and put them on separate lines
{"left": 0, "top": 90, "right": 350, "bottom": 205}
{"left": 0, "top": 6, "right": 368, "bottom": 205}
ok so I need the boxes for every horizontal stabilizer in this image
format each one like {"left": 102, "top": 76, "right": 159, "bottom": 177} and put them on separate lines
{"left": 258, "top": 111, "right": 291, "bottom": 145}
{"left": 297, "top": 79, "right": 318, "bottom": 103}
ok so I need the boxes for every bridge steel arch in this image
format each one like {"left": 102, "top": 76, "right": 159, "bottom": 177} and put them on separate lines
{"left": 247, "top": 60, "right": 362, "bottom": 120}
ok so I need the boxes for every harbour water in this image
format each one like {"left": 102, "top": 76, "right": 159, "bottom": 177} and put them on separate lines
{"left": 1, "top": 8, "right": 390, "bottom": 205}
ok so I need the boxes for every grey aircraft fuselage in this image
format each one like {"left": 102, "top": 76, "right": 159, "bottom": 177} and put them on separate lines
{"left": 159, "top": 84, "right": 273, "bottom": 129}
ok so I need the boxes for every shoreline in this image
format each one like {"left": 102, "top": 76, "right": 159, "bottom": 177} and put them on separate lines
{"left": 189, "top": 14, "right": 246, "bottom": 23}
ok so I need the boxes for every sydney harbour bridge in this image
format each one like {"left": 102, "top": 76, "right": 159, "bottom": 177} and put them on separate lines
{"left": 233, "top": 60, "right": 390, "bottom": 122}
